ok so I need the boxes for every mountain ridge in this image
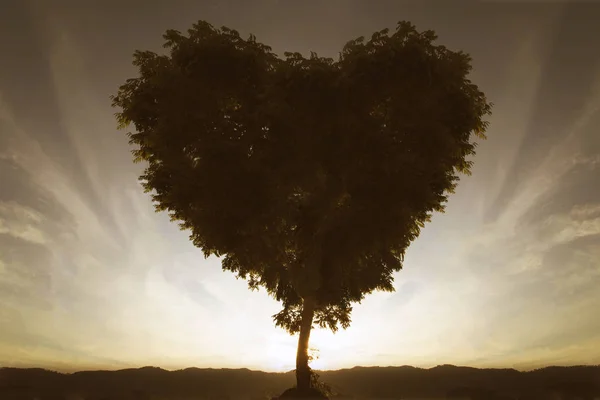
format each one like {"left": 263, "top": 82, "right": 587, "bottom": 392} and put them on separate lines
{"left": 5, "top": 363, "right": 595, "bottom": 375}
{"left": 1, "top": 364, "right": 599, "bottom": 399}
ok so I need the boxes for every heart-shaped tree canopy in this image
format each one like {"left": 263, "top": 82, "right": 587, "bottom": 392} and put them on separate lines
{"left": 112, "top": 20, "right": 491, "bottom": 334}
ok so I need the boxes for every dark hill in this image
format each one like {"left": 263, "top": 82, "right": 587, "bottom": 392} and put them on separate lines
{"left": 1, "top": 364, "right": 599, "bottom": 399}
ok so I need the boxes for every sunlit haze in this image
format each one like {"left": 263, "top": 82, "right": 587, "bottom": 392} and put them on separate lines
{"left": 1, "top": 0, "right": 599, "bottom": 373}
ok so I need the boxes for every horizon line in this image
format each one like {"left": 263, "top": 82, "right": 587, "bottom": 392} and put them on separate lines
{"left": 3, "top": 362, "right": 600, "bottom": 375}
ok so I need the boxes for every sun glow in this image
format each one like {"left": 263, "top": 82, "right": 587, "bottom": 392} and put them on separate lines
{"left": 308, "top": 349, "right": 328, "bottom": 371}
{"left": 261, "top": 327, "right": 361, "bottom": 372}
{"left": 263, "top": 342, "right": 329, "bottom": 372}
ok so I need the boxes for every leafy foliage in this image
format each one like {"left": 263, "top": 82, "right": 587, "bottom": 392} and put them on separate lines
{"left": 112, "top": 20, "right": 491, "bottom": 335}
{"left": 309, "top": 370, "right": 334, "bottom": 398}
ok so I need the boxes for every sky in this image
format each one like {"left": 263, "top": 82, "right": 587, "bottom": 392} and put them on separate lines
{"left": 1, "top": 0, "right": 599, "bottom": 373}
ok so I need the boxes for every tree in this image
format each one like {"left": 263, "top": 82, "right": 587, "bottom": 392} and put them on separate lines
{"left": 112, "top": 20, "right": 492, "bottom": 397}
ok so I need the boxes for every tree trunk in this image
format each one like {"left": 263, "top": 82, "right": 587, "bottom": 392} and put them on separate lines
{"left": 296, "top": 295, "right": 316, "bottom": 392}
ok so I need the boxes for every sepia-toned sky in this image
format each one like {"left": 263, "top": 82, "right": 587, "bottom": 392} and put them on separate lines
{"left": 1, "top": 0, "right": 600, "bottom": 373}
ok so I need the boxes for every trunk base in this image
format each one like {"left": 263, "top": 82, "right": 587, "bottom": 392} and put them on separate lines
{"left": 277, "top": 387, "right": 328, "bottom": 400}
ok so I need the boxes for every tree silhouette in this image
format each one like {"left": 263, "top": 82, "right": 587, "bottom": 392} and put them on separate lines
{"left": 112, "top": 20, "right": 491, "bottom": 396}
